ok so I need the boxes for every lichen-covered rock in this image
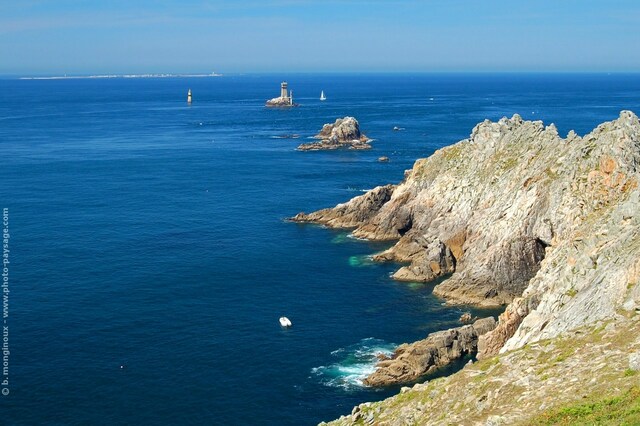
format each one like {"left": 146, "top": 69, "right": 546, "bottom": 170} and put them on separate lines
{"left": 316, "top": 111, "right": 640, "bottom": 426}
{"left": 326, "top": 317, "right": 640, "bottom": 426}
{"left": 298, "top": 117, "right": 371, "bottom": 150}
{"left": 363, "top": 317, "right": 496, "bottom": 387}
{"left": 629, "top": 352, "right": 640, "bottom": 371}
{"left": 291, "top": 185, "right": 396, "bottom": 232}
{"left": 293, "top": 112, "right": 640, "bottom": 313}
{"left": 478, "top": 298, "right": 528, "bottom": 359}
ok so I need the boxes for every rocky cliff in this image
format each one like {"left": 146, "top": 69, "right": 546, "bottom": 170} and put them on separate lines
{"left": 293, "top": 111, "right": 640, "bottom": 424}
{"left": 294, "top": 112, "right": 639, "bottom": 310}
{"left": 326, "top": 317, "right": 640, "bottom": 426}
{"left": 364, "top": 317, "right": 496, "bottom": 387}
{"left": 297, "top": 117, "right": 371, "bottom": 150}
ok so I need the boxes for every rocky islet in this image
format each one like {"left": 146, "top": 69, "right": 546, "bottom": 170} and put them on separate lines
{"left": 297, "top": 117, "right": 372, "bottom": 151}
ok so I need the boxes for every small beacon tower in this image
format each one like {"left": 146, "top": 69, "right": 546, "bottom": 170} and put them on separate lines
{"left": 187, "top": 89, "right": 192, "bottom": 104}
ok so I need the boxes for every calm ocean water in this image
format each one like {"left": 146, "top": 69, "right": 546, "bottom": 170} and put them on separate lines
{"left": 1, "top": 73, "right": 639, "bottom": 425}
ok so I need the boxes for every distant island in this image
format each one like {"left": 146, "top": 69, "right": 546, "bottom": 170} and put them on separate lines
{"left": 19, "top": 73, "right": 222, "bottom": 80}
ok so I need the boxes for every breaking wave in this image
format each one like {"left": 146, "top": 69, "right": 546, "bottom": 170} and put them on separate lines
{"left": 311, "top": 338, "right": 395, "bottom": 390}
{"left": 348, "top": 254, "right": 376, "bottom": 267}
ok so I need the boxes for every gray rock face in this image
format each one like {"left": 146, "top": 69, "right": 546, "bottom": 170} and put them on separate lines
{"left": 629, "top": 352, "right": 640, "bottom": 371}
{"left": 293, "top": 112, "right": 640, "bottom": 316}
{"left": 477, "top": 298, "right": 528, "bottom": 359}
{"left": 316, "top": 111, "right": 640, "bottom": 426}
{"left": 292, "top": 184, "right": 396, "bottom": 231}
{"left": 493, "top": 111, "right": 640, "bottom": 355}
{"left": 363, "top": 317, "right": 496, "bottom": 387}
{"left": 297, "top": 117, "right": 371, "bottom": 150}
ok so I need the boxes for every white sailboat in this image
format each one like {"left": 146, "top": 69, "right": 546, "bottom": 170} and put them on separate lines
{"left": 320, "top": 90, "right": 326, "bottom": 101}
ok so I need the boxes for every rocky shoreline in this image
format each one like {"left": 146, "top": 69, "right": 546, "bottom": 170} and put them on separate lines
{"left": 291, "top": 111, "right": 640, "bottom": 424}
{"left": 363, "top": 317, "right": 496, "bottom": 387}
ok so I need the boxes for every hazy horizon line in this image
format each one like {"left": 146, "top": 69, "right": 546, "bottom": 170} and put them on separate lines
{"left": 3, "top": 70, "right": 640, "bottom": 79}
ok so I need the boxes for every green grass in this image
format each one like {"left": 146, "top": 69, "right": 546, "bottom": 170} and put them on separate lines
{"left": 530, "top": 386, "right": 640, "bottom": 425}
{"left": 477, "top": 356, "right": 500, "bottom": 372}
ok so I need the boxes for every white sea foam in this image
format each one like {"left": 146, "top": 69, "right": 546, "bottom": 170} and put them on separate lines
{"left": 311, "top": 338, "right": 395, "bottom": 390}
{"left": 343, "top": 187, "right": 372, "bottom": 193}
{"left": 348, "top": 254, "right": 375, "bottom": 267}
{"left": 270, "top": 135, "right": 300, "bottom": 139}
{"left": 330, "top": 233, "right": 352, "bottom": 244}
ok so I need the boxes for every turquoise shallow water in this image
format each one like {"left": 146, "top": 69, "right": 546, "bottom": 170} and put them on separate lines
{"left": 1, "top": 73, "right": 639, "bottom": 425}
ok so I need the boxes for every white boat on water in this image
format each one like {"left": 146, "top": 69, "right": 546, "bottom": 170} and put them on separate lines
{"left": 279, "top": 317, "right": 292, "bottom": 327}
{"left": 320, "top": 90, "right": 326, "bottom": 101}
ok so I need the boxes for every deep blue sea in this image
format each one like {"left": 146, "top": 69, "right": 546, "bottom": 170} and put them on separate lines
{"left": 1, "top": 73, "right": 639, "bottom": 425}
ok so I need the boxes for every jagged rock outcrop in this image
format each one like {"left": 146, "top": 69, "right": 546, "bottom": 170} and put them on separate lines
{"left": 325, "top": 317, "right": 640, "bottom": 426}
{"left": 476, "top": 111, "right": 640, "bottom": 357}
{"left": 291, "top": 184, "right": 396, "bottom": 230}
{"left": 477, "top": 298, "right": 527, "bottom": 359}
{"left": 459, "top": 312, "right": 475, "bottom": 323}
{"left": 293, "top": 112, "right": 640, "bottom": 313}
{"left": 297, "top": 117, "right": 371, "bottom": 150}
{"left": 312, "top": 111, "right": 640, "bottom": 425}
{"left": 363, "top": 317, "right": 496, "bottom": 387}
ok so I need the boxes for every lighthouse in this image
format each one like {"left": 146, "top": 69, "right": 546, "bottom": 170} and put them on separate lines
{"left": 187, "top": 89, "right": 192, "bottom": 104}
{"left": 266, "top": 81, "right": 296, "bottom": 107}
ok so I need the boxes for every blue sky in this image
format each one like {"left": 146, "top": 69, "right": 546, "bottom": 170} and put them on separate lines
{"left": 2, "top": 0, "right": 640, "bottom": 74}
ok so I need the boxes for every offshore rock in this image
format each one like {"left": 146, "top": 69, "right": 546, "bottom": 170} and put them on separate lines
{"left": 298, "top": 117, "right": 371, "bottom": 150}
{"left": 265, "top": 96, "right": 295, "bottom": 107}
{"left": 363, "top": 317, "right": 496, "bottom": 387}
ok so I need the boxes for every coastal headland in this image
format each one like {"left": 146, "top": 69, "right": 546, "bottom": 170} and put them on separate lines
{"left": 292, "top": 111, "right": 640, "bottom": 425}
